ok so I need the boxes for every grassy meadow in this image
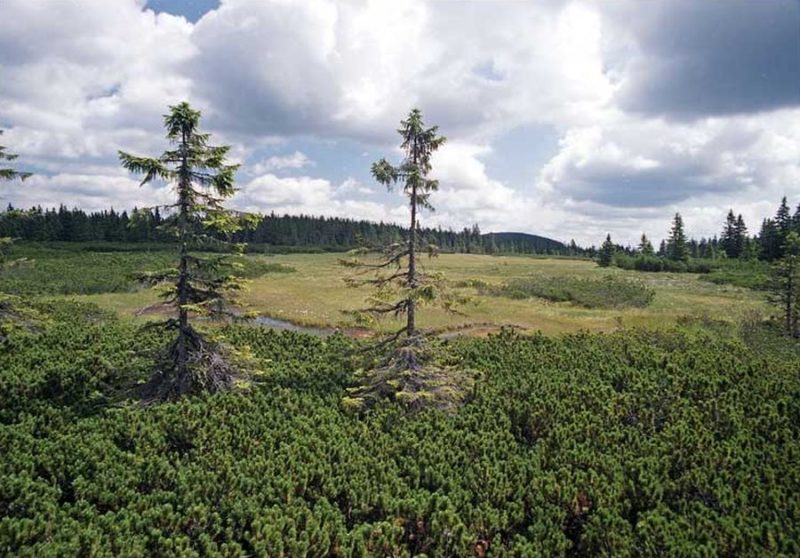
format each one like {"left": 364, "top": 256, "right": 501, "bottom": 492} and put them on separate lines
{"left": 50, "top": 249, "right": 771, "bottom": 335}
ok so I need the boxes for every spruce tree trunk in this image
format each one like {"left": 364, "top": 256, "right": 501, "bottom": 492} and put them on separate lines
{"left": 177, "top": 239, "right": 189, "bottom": 376}
{"left": 407, "top": 180, "right": 417, "bottom": 337}
{"left": 406, "top": 137, "right": 418, "bottom": 337}
{"left": 789, "top": 268, "right": 798, "bottom": 338}
{"left": 176, "top": 128, "right": 190, "bottom": 378}
{"left": 786, "top": 271, "right": 793, "bottom": 336}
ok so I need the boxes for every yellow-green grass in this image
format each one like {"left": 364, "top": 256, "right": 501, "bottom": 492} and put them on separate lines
{"left": 74, "top": 252, "right": 769, "bottom": 336}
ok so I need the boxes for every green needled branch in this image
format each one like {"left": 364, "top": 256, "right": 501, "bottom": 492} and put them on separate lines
{"left": 119, "top": 101, "right": 253, "bottom": 400}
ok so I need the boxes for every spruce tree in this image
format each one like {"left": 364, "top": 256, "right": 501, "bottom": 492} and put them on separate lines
{"left": 777, "top": 197, "right": 792, "bottom": 237}
{"left": 698, "top": 238, "right": 709, "bottom": 258}
{"left": 734, "top": 214, "right": 747, "bottom": 258}
{"left": 0, "top": 131, "right": 33, "bottom": 327}
{"left": 119, "top": 102, "right": 250, "bottom": 400}
{"left": 772, "top": 196, "right": 792, "bottom": 259}
{"left": 0, "top": 131, "right": 32, "bottom": 265}
{"left": 769, "top": 231, "right": 800, "bottom": 337}
{"left": 341, "top": 109, "right": 472, "bottom": 410}
{"left": 567, "top": 239, "right": 578, "bottom": 256}
{"left": 666, "top": 213, "right": 689, "bottom": 262}
{"left": 721, "top": 209, "right": 737, "bottom": 258}
{"left": 348, "top": 108, "right": 447, "bottom": 340}
{"left": 638, "top": 233, "right": 654, "bottom": 256}
{"left": 741, "top": 237, "right": 758, "bottom": 260}
{"left": 759, "top": 218, "right": 780, "bottom": 261}
{"left": 598, "top": 234, "right": 616, "bottom": 267}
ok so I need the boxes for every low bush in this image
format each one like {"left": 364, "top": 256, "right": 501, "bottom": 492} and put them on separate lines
{"left": 484, "top": 274, "right": 655, "bottom": 308}
{"left": 612, "top": 254, "right": 717, "bottom": 273}
{"left": 1, "top": 302, "right": 798, "bottom": 556}
{"left": 0, "top": 245, "right": 293, "bottom": 295}
{"left": 702, "top": 259, "right": 771, "bottom": 290}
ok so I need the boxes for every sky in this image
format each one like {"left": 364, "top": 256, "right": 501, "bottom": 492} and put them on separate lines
{"left": 0, "top": 0, "right": 799, "bottom": 246}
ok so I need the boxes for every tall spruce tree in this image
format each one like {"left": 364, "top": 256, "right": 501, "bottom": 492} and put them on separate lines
{"left": 348, "top": 108, "right": 447, "bottom": 340}
{"left": 769, "top": 231, "right": 800, "bottom": 338}
{"left": 666, "top": 213, "right": 689, "bottom": 262}
{"left": 0, "top": 130, "right": 32, "bottom": 264}
{"left": 119, "top": 102, "right": 249, "bottom": 399}
{"left": 777, "top": 196, "right": 792, "bottom": 237}
{"left": 773, "top": 196, "right": 792, "bottom": 259}
{"left": 341, "top": 109, "right": 473, "bottom": 410}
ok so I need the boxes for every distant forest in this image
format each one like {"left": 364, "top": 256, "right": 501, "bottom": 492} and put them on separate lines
{"left": 0, "top": 205, "right": 571, "bottom": 255}
{"left": 605, "top": 196, "right": 800, "bottom": 263}
{"left": 4, "top": 196, "right": 800, "bottom": 262}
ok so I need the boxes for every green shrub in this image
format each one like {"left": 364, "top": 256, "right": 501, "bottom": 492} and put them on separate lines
{"left": 613, "top": 254, "right": 717, "bottom": 273}
{"left": 0, "top": 244, "right": 293, "bottom": 295}
{"left": 702, "top": 259, "right": 771, "bottom": 290}
{"left": 485, "top": 275, "right": 655, "bottom": 308}
{"left": 451, "top": 278, "right": 490, "bottom": 289}
{"left": 0, "top": 302, "right": 798, "bottom": 556}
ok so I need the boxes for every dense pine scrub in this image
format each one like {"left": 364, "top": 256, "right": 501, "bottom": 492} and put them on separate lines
{"left": 1, "top": 302, "right": 799, "bottom": 556}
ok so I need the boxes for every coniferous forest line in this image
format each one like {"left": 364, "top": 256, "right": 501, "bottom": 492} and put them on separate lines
{"left": 600, "top": 197, "right": 800, "bottom": 264}
{"left": 0, "top": 205, "right": 568, "bottom": 255}
{"left": 3, "top": 195, "right": 800, "bottom": 262}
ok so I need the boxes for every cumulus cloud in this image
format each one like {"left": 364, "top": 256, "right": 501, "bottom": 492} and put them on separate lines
{"left": 0, "top": 0, "right": 798, "bottom": 246}
{"left": 531, "top": 111, "right": 800, "bottom": 244}
{"left": 0, "top": 170, "right": 173, "bottom": 212}
{"left": 230, "top": 148, "right": 577, "bottom": 242}
{"left": 187, "top": 0, "right": 613, "bottom": 141}
{"left": 606, "top": 0, "right": 800, "bottom": 119}
{"left": 432, "top": 143, "right": 517, "bottom": 219}
{"left": 248, "top": 151, "right": 314, "bottom": 174}
{"left": 233, "top": 173, "right": 405, "bottom": 223}
{"left": 542, "top": 115, "right": 745, "bottom": 207}
{"left": 0, "top": 0, "right": 196, "bottom": 160}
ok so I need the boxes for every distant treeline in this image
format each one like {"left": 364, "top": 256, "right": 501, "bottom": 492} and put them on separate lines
{"left": 602, "top": 196, "right": 800, "bottom": 264}
{"left": 0, "top": 205, "right": 572, "bottom": 255}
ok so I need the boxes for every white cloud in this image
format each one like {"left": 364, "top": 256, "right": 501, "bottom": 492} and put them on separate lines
{"left": 233, "top": 173, "right": 406, "bottom": 223}
{"left": 248, "top": 151, "right": 313, "bottom": 174}
{"left": 185, "top": 0, "right": 617, "bottom": 141}
{"left": 1, "top": 170, "right": 173, "bottom": 212}
{"left": 535, "top": 107, "right": 800, "bottom": 242}
{"left": 338, "top": 178, "right": 374, "bottom": 196}
{"left": 0, "top": 0, "right": 798, "bottom": 247}
{"left": 0, "top": 1, "right": 196, "bottom": 161}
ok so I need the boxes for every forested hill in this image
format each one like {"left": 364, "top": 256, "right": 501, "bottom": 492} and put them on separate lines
{"left": 483, "top": 232, "right": 567, "bottom": 255}
{"left": 0, "top": 205, "right": 575, "bottom": 255}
